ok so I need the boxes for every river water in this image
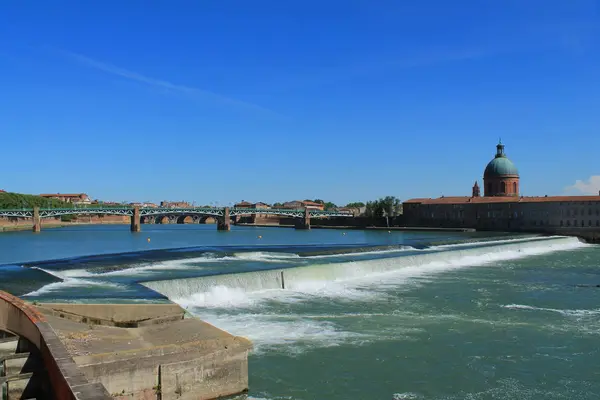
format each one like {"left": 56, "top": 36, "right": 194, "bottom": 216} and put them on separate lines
{"left": 0, "top": 225, "right": 599, "bottom": 399}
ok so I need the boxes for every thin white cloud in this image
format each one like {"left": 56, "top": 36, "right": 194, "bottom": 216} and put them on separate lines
{"left": 565, "top": 175, "right": 600, "bottom": 195}
{"left": 62, "top": 50, "right": 278, "bottom": 115}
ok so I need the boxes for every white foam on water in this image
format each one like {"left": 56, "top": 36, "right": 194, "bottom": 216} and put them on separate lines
{"left": 427, "top": 235, "right": 551, "bottom": 250}
{"left": 148, "top": 236, "right": 587, "bottom": 310}
{"left": 146, "top": 236, "right": 590, "bottom": 353}
{"left": 42, "top": 254, "right": 229, "bottom": 279}
{"left": 392, "top": 393, "right": 423, "bottom": 400}
{"left": 502, "top": 304, "right": 600, "bottom": 317}
{"left": 25, "top": 268, "right": 124, "bottom": 297}
{"left": 233, "top": 252, "right": 300, "bottom": 262}
{"left": 304, "top": 246, "right": 416, "bottom": 259}
{"left": 194, "top": 310, "right": 369, "bottom": 355}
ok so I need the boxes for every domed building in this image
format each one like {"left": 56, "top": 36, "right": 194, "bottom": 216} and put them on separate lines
{"left": 483, "top": 141, "right": 519, "bottom": 197}
{"left": 403, "top": 139, "right": 600, "bottom": 236}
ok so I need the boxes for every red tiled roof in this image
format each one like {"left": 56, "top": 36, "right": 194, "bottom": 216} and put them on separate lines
{"left": 302, "top": 201, "right": 323, "bottom": 206}
{"left": 404, "top": 195, "right": 600, "bottom": 205}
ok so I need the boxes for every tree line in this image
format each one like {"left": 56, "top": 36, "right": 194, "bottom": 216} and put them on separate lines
{"left": 0, "top": 192, "right": 69, "bottom": 209}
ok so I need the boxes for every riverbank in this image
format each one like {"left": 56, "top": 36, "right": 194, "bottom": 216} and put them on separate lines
{"left": 0, "top": 221, "right": 127, "bottom": 232}
{"left": 234, "top": 222, "right": 475, "bottom": 232}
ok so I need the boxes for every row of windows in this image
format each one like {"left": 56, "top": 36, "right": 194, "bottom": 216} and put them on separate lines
{"left": 560, "top": 220, "right": 600, "bottom": 227}
{"left": 423, "top": 207, "right": 600, "bottom": 218}
{"left": 560, "top": 201, "right": 600, "bottom": 206}
{"left": 562, "top": 209, "right": 600, "bottom": 216}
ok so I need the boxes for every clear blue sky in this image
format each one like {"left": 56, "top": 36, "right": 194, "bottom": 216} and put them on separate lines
{"left": 1, "top": 0, "right": 600, "bottom": 205}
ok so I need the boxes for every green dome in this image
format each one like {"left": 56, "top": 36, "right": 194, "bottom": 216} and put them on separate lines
{"left": 484, "top": 142, "right": 519, "bottom": 177}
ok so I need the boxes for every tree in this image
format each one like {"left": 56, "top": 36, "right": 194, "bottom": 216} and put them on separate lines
{"left": 0, "top": 192, "right": 69, "bottom": 209}
{"left": 364, "top": 196, "right": 401, "bottom": 219}
{"left": 345, "top": 202, "right": 365, "bottom": 208}
{"left": 324, "top": 201, "right": 337, "bottom": 210}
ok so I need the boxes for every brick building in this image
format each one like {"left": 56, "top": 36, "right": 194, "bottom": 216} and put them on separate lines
{"left": 39, "top": 193, "right": 91, "bottom": 204}
{"left": 282, "top": 200, "right": 325, "bottom": 211}
{"left": 233, "top": 201, "right": 276, "bottom": 224}
{"left": 404, "top": 141, "right": 600, "bottom": 231}
{"left": 160, "top": 201, "right": 191, "bottom": 208}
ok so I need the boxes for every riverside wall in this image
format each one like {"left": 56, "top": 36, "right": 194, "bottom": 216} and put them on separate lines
{"left": 0, "top": 291, "right": 111, "bottom": 399}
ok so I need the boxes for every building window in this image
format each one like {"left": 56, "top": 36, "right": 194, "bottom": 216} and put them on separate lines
{"left": 501, "top": 182, "right": 506, "bottom": 193}
{"left": 567, "top": 220, "right": 571, "bottom": 226}
{"left": 597, "top": 220, "right": 600, "bottom": 227}
{"left": 560, "top": 220, "right": 563, "bottom": 226}
{"left": 589, "top": 209, "right": 593, "bottom": 216}
{"left": 574, "top": 220, "right": 578, "bottom": 227}
{"left": 513, "top": 182, "right": 517, "bottom": 193}
{"left": 582, "top": 220, "right": 585, "bottom": 228}
{"left": 589, "top": 220, "right": 592, "bottom": 227}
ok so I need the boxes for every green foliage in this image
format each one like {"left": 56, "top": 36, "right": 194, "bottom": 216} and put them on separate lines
{"left": 324, "top": 201, "right": 337, "bottom": 210}
{"left": 0, "top": 192, "right": 69, "bottom": 209}
{"left": 365, "top": 196, "right": 402, "bottom": 218}
{"left": 345, "top": 202, "right": 365, "bottom": 208}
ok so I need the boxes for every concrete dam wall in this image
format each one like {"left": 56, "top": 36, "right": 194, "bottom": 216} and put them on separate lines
{"left": 141, "top": 236, "right": 585, "bottom": 301}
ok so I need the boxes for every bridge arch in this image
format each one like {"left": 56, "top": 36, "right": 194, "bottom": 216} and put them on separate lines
{"left": 176, "top": 215, "right": 195, "bottom": 224}
{"left": 155, "top": 215, "right": 170, "bottom": 224}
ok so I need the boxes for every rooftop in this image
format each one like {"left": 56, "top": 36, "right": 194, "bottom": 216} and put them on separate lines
{"left": 40, "top": 193, "right": 88, "bottom": 198}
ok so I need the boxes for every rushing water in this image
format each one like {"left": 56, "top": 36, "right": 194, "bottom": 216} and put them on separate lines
{"left": 1, "top": 225, "right": 599, "bottom": 399}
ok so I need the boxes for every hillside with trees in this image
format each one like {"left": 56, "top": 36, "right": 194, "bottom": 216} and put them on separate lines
{"left": 0, "top": 192, "right": 69, "bottom": 209}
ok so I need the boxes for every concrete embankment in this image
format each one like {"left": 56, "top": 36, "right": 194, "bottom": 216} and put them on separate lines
{"left": 235, "top": 223, "right": 474, "bottom": 232}
{"left": 0, "top": 291, "right": 111, "bottom": 399}
{"left": 33, "top": 302, "right": 252, "bottom": 400}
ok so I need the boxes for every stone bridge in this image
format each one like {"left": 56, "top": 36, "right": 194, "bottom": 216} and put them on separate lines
{"left": 0, "top": 207, "right": 353, "bottom": 232}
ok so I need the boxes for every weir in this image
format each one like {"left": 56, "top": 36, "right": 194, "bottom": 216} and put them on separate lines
{"left": 141, "top": 236, "right": 584, "bottom": 300}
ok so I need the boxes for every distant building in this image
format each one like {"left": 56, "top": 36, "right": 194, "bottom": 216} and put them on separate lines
{"left": 282, "top": 200, "right": 324, "bottom": 211}
{"left": 39, "top": 193, "right": 91, "bottom": 205}
{"left": 160, "top": 201, "right": 191, "bottom": 208}
{"left": 233, "top": 201, "right": 274, "bottom": 224}
{"left": 403, "top": 141, "right": 600, "bottom": 231}
{"left": 0, "top": 189, "right": 5, "bottom": 193}
{"left": 130, "top": 202, "right": 158, "bottom": 208}
{"left": 337, "top": 206, "right": 365, "bottom": 217}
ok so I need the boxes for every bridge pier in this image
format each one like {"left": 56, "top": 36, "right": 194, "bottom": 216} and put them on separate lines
{"left": 32, "top": 207, "right": 41, "bottom": 233}
{"left": 295, "top": 208, "right": 311, "bottom": 230}
{"left": 217, "top": 207, "right": 231, "bottom": 231}
{"left": 130, "top": 206, "right": 141, "bottom": 232}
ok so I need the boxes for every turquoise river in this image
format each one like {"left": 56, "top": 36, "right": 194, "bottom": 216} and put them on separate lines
{"left": 0, "top": 225, "right": 599, "bottom": 399}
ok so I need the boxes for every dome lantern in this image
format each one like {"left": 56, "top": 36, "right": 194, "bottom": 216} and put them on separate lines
{"left": 483, "top": 140, "right": 519, "bottom": 197}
